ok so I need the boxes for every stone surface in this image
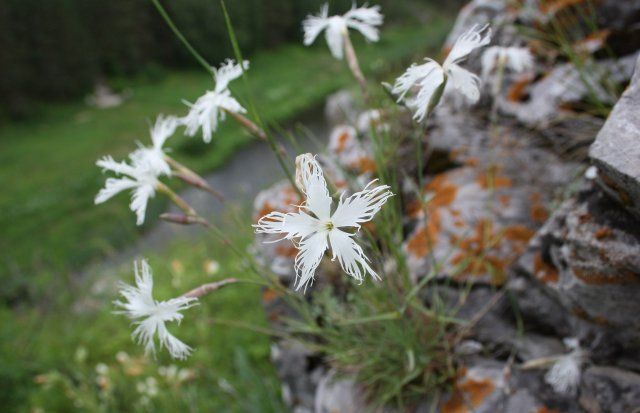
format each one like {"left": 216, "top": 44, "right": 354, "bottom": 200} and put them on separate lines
{"left": 514, "top": 187, "right": 640, "bottom": 347}
{"left": 580, "top": 366, "right": 640, "bottom": 413}
{"left": 314, "top": 371, "right": 394, "bottom": 413}
{"left": 590, "top": 54, "right": 640, "bottom": 218}
{"left": 325, "top": 90, "right": 357, "bottom": 127}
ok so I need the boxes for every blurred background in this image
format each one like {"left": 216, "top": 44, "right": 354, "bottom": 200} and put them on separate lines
{"left": 0, "top": 0, "right": 459, "bottom": 411}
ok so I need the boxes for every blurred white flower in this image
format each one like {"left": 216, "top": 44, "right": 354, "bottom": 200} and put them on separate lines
{"left": 585, "top": 165, "right": 598, "bottom": 180}
{"left": 182, "top": 59, "right": 248, "bottom": 143}
{"left": 545, "top": 338, "right": 585, "bottom": 396}
{"left": 481, "top": 46, "right": 534, "bottom": 79}
{"left": 393, "top": 24, "right": 491, "bottom": 121}
{"left": 254, "top": 154, "right": 393, "bottom": 291}
{"left": 114, "top": 260, "right": 198, "bottom": 360}
{"left": 130, "top": 115, "right": 179, "bottom": 176}
{"left": 303, "top": 3, "right": 383, "bottom": 60}
{"left": 95, "top": 155, "right": 162, "bottom": 226}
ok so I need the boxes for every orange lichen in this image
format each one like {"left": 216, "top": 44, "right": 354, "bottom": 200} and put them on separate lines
{"left": 572, "top": 268, "right": 638, "bottom": 285}
{"left": 441, "top": 376, "right": 496, "bottom": 413}
{"left": 406, "top": 210, "right": 441, "bottom": 258}
{"left": 498, "top": 195, "right": 511, "bottom": 207}
{"left": 540, "top": 0, "right": 585, "bottom": 15}
{"left": 255, "top": 202, "right": 275, "bottom": 222}
{"left": 537, "top": 407, "right": 561, "bottom": 413}
{"left": 450, "top": 220, "right": 508, "bottom": 284}
{"left": 574, "top": 29, "right": 611, "bottom": 54}
{"left": 594, "top": 227, "right": 612, "bottom": 239}
{"left": 506, "top": 73, "right": 534, "bottom": 102}
{"left": 533, "top": 253, "right": 559, "bottom": 283}
{"left": 424, "top": 175, "right": 459, "bottom": 209}
{"left": 275, "top": 244, "right": 298, "bottom": 258}
{"left": 355, "top": 156, "right": 377, "bottom": 174}
{"left": 335, "top": 130, "right": 352, "bottom": 153}
{"left": 262, "top": 288, "right": 280, "bottom": 304}
{"left": 476, "top": 173, "right": 512, "bottom": 189}
{"left": 529, "top": 193, "right": 549, "bottom": 223}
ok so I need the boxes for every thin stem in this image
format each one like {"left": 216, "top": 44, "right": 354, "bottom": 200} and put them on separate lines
{"left": 342, "top": 31, "right": 370, "bottom": 105}
{"left": 156, "top": 181, "right": 197, "bottom": 217}
{"left": 165, "top": 155, "right": 225, "bottom": 202}
{"left": 181, "top": 278, "right": 239, "bottom": 298}
{"left": 149, "top": 0, "right": 214, "bottom": 76}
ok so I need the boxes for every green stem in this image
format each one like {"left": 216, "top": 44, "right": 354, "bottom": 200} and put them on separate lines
{"left": 150, "top": 0, "right": 214, "bottom": 76}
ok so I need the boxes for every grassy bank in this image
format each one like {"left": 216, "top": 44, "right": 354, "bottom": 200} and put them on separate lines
{"left": 0, "top": 20, "right": 451, "bottom": 299}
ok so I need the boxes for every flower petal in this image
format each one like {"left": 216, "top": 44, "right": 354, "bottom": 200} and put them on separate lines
{"left": 297, "top": 155, "right": 332, "bottom": 220}
{"left": 294, "top": 231, "right": 328, "bottom": 291}
{"left": 331, "top": 180, "right": 393, "bottom": 229}
{"left": 443, "top": 24, "right": 491, "bottom": 68}
{"left": 325, "top": 18, "right": 346, "bottom": 59}
{"left": 254, "top": 210, "right": 319, "bottom": 240}
{"left": 130, "top": 183, "right": 155, "bottom": 226}
{"left": 447, "top": 63, "right": 481, "bottom": 103}
{"left": 302, "top": 3, "right": 330, "bottom": 46}
{"left": 95, "top": 177, "right": 138, "bottom": 204}
{"left": 328, "top": 229, "right": 379, "bottom": 283}
{"left": 214, "top": 59, "right": 248, "bottom": 94}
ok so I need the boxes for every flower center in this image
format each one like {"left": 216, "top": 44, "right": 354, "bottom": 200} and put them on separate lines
{"left": 322, "top": 220, "right": 335, "bottom": 231}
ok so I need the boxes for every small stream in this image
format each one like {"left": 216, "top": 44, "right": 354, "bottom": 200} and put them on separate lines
{"left": 82, "top": 107, "right": 329, "bottom": 281}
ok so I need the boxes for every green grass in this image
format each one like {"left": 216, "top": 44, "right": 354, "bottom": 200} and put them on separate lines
{"left": 0, "top": 20, "right": 451, "bottom": 299}
{"left": 1, "top": 224, "right": 286, "bottom": 412}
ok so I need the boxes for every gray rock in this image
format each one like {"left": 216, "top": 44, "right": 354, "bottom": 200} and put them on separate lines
{"left": 513, "top": 187, "right": 640, "bottom": 350}
{"left": 325, "top": 90, "right": 356, "bottom": 127}
{"left": 581, "top": 366, "right": 640, "bottom": 413}
{"left": 314, "top": 371, "right": 395, "bottom": 413}
{"left": 590, "top": 54, "right": 640, "bottom": 218}
{"left": 499, "top": 53, "right": 638, "bottom": 128}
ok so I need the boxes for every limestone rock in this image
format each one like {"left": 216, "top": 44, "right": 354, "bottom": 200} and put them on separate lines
{"left": 325, "top": 90, "right": 356, "bottom": 127}
{"left": 580, "top": 366, "right": 640, "bottom": 413}
{"left": 590, "top": 54, "right": 640, "bottom": 218}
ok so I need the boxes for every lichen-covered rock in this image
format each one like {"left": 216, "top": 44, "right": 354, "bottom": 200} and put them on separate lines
{"left": 325, "top": 90, "right": 356, "bottom": 127}
{"left": 580, "top": 365, "right": 640, "bottom": 413}
{"left": 514, "top": 187, "right": 640, "bottom": 347}
{"left": 590, "top": 54, "right": 640, "bottom": 218}
{"left": 403, "top": 164, "right": 554, "bottom": 284}
{"left": 498, "top": 53, "right": 638, "bottom": 128}
{"left": 327, "top": 124, "right": 376, "bottom": 178}
{"left": 252, "top": 181, "right": 301, "bottom": 282}
{"left": 271, "top": 340, "right": 324, "bottom": 412}
{"left": 314, "top": 371, "right": 395, "bottom": 413}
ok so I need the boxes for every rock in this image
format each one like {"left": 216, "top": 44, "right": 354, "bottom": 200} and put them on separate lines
{"left": 513, "top": 187, "right": 640, "bottom": 349}
{"left": 314, "top": 371, "right": 393, "bottom": 413}
{"left": 402, "top": 150, "right": 572, "bottom": 284}
{"left": 252, "top": 181, "right": 301, "bottom": 282}
{"left": 271, "top": 340, "right": 324, "bottom": 411}
{"left": 498, "top": 53, "right": 638, "bottom": 129}
{"left": 590, "top": 54, "right": 640, "bottom": 218}
{"left": 580, "top": 366, "right": 640, "bottom": 413}
{"left": 325, "top": 90, "right": 356, "bottom": 127}
{"left": 327, "top": 124, "right": 376, "bottom": 178}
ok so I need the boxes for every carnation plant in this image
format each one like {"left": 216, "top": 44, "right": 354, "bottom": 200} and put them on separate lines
{"left": 91, "top": 0, "right": 553, "bottom": 409}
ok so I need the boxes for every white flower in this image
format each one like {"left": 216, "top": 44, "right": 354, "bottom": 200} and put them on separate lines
{"left": 481, "top": 46, "right": 534, "bottom": 79}
{"left": 393, "top": 24, "right": 491, "bottom": 121}
{"left": 303, "top": 3, "right": 383, "bottom": 60}
{"left": 114, "top": 260, "right": 198, "bottom": 360}
{"left": 130, "top": 115, "right": 178, "bottom": 176}
{"left": 544, "top": 338, "right": 585, "bottom": 396}
{"left": 95, "top": 153, "right": 163, "bottom": 226}
{"left": 584, "top": 166, "right": 598, "bottom": 180}
{"left": 254, "top": 154, "right": 393, "bottom": 291}
{"left": 182, "top": 59, "right": 248, "bottom": 143}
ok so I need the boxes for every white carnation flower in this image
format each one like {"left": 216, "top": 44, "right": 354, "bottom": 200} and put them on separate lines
{"left": 182, "top": 59, "right": 248, "bottom": 143}
{"left": 544, "top": 338, "right": 585, "bottom": 396}
{"left": 114, "top": 260, "right": 198, "bottom": 360}
{"left": 481, "top": 46, "right": 534, "bottom": 78}
{"left": 393, "top": 24, "right": 491, "bottom": 121}
{"left": 95, "top": 154, "right": 162, "bottom": 226}
{"left": 130, "top": 115, "right": 178, "bottom": 176}
{"left": 254, "top": 154, "right": 393, "bottom": 291}
{"left": 303, "top": 2, "right": 383, "bottom": 60}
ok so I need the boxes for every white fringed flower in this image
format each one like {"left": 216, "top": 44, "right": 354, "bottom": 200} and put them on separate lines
{"left": 95, "top": 155, "right": 160, "bottom": 226}
{"left": 254, "top": 154, "right": 393, "bottom": 291}
{"left": 481, "top": 46, "right": 534, "bottom": 79}
{"left": 114, "top": 260, "right": 198, "bottom": 360}
{"left": 303, "top": 3, "right": 383, "bottom": 60}
{"left": 182, "top": 59, "right": 248, "bottom": 143}
{"left": 393, "top": 24, "right": 491, "bottom": 121}
{"left": 545, "top": 338, "right": 585, "bottom": 396}
{"left": 130, "top": 115, "right": 178, "bottom": 176}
